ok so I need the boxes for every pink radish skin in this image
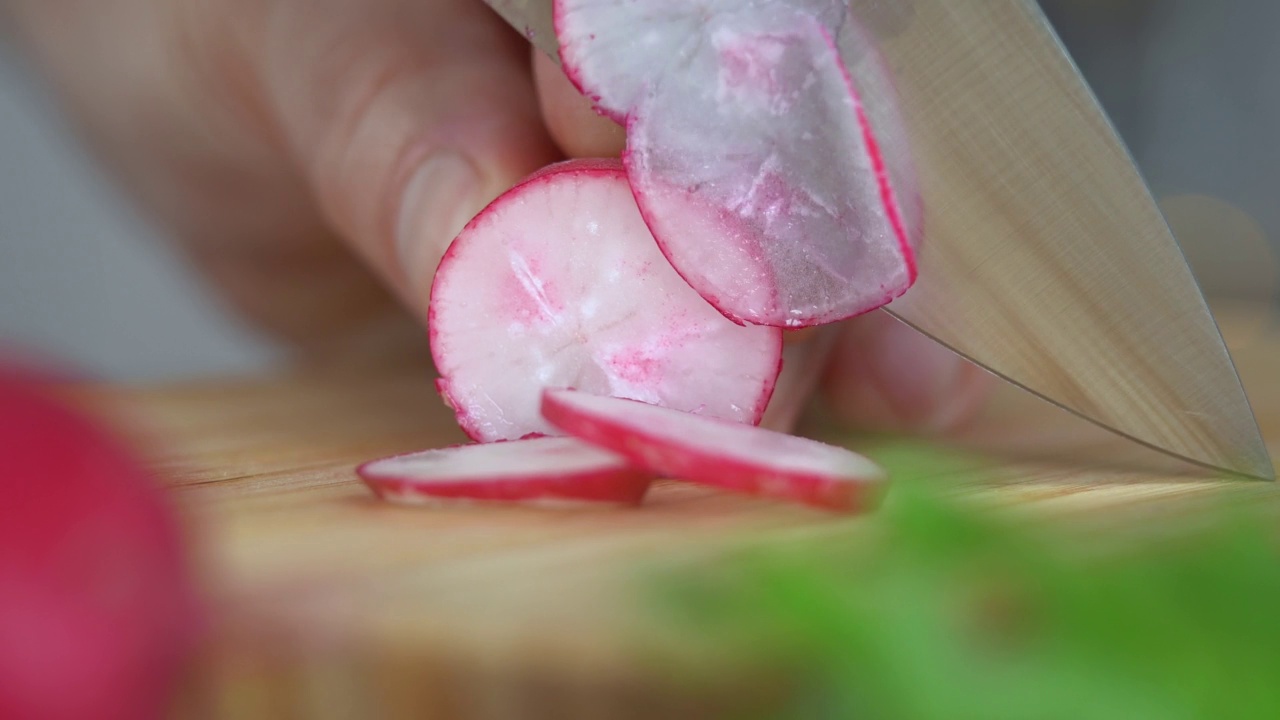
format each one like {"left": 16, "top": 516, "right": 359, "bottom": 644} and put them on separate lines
{"left": 836, "top": 15, "right": 924, "bottom": 250}
{"left": 555, "top": 1, "right": 919, "bottom": 328}
{"left": 0, "top": 366, "right": 200, "bottom": 720}
{"left": 357, "top": 437, "right": 653, "bottom": 507}
{"left": 541, "top": 388, "right": 887, "bottom": 513}
{"left": 429, "top": 159, "right": 782, "bottom": 443}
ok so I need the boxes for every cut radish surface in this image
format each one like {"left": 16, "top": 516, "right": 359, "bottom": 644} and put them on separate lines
{"left": 541, "top": 388, "right": 887, "bottom": 512}
{"left": 555, "top": 1, "right": 919, "bottom": 327}
{"left": 430, "top": 159, "right": 782, "bottom": 443}
{"left": 357, "top": 437, "right": 653, "bottom": 507}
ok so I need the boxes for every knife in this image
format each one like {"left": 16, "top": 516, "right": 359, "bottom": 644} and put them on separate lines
{"left": 485, "top": 0, "right": 1274, "bottom": 481}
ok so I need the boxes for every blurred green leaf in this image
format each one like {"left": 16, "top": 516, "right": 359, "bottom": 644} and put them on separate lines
{"left": 655, "top": 443, "right": 1280, "bottom": 719}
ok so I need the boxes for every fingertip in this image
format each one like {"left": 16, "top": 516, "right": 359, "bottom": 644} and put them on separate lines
{"left": 821, "top": 312, "right": 992, "bottom": 436}
{"left": 761, "top": 327, "right": 840, "bottom": 432}
{"left": 532, "top": 49, "right": 626, "bottom": 158}
{"left": 394, "top": 153, "right": 485, "bottom": 305}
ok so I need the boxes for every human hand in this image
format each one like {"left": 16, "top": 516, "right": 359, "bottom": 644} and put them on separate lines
{"left": 6, "top": 0, "right": 987, "bottom": 434}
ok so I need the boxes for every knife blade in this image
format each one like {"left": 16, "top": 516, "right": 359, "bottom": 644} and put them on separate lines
{"left": 485, "top": 0, "right": 1274, "bottom": 480}
{"left": 485, "top": 0, "right": 557, "bottom": 57}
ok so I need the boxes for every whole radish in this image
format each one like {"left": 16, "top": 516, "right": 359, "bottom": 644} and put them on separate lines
{"left": 0, "top": 365, "right": 201, "bottom": 720}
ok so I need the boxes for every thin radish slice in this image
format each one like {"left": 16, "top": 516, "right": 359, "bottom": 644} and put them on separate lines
{"left": 357, "top": 436, "right": 653, "bottom": 507}
{"left": 541, "top": 388, "right": 887, "bottom": 512}
{"left": 836, "top": 15, "right": 924, "bottom": 250}
{"left": 556, "top": 1, "right": 918, "bottom": 327}
{"left": 429, "top": 159, "right": 782, "bottom": 443}
{"left": 555, "top": 0, "right": 845, "bottom": 118}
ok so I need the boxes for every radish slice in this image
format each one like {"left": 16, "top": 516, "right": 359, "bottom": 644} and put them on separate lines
{"left": 541, "top": 388, "right": 887, "bottom": 512}
{"left": 555, "top": 1, "right": 919, "bottom": 327}
{"left": 836, "top": 16, "right": 924, "bottom": 253}
{"left": 357, "top": 437, "right": 653, "bottom": 507}
{"left": 429, "top": 159, "right": 782, "bottom": 443}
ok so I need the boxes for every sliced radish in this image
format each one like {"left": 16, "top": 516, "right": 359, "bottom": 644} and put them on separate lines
{"left": 835, "top": 15, "right": 924, "bottom": 252}
{"left": 555, "top": 1, "right": 919, "bottom": 327}
{"left": 357, "top": 436, "right": 653, "bottom": 507}
{"left": 541, "top": 388, "right": 887, "bottom": 512}
{"left": 429, "top": 159, "right": 782, "bottom": 443}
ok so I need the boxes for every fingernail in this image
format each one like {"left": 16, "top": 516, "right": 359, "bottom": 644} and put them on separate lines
{"left": 828, "top": 317, "right": 987, "bottom": 434}
{"left": 396, "top": 154, "right": 482, "bottom": 299}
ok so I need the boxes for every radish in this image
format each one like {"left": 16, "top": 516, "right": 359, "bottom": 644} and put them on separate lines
{"left": 541, "top": 388, "right": 887, "bottom": 513}
{"left": 429, "top": 159, "right": 783, "bottom": 443}
{"left": 357, "top": 437, "right": 653, "bottom": 507}
{"left": 0, "top": 365, "right": 200, "bottom": 720}
{"left": 555, "top": 0, "right": 920, "bottom": 327}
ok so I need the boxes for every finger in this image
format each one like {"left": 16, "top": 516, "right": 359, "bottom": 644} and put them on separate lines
{"left": 5, "top": 0, "right": 422, "bottom": 359}
{"left": 255, "top": 0, "right": 560, "bottom": 319}
{"left": 760, "top": 328, "right": 840, "bottom": 432}
{"left": 820, "top": 311, "right": 992, "bottom": 435}
{"left": 532, "top": 50, "right": 626, "bottom": 158}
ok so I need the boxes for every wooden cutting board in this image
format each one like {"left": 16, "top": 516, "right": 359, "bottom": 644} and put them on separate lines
{"left": 78, "top": 302, "right": 1280, "bottom": 719}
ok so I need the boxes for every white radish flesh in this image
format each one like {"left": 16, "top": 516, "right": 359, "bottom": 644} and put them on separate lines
{"left": 555, "top": 0, "right": 919, "bottom": 327}
{"left": 541, "top": 388, "right": 887, "bottom": 512}
{"left": 357, "top": 436, "right": 653, "bottom": 507}
{"left": 429, "top": 159, "right": 782, "bottom": 443}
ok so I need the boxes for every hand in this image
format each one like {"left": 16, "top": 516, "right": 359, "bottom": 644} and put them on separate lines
{"left": 6, "top": 0, "right": 987, "bottom": 434}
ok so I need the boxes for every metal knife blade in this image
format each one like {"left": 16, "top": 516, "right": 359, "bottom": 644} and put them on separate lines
{"left": 485, "top": 0, "right": 557, "bottom": 58}
{"left": 484, "top": 0, "right": 1274, "bottom": 480}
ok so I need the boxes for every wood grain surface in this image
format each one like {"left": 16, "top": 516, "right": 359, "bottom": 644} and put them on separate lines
{"left": 76, "top": 302, "right": 1279, "bottom": 719}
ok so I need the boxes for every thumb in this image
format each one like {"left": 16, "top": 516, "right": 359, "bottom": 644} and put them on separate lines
{"left": 256, "top": 0, "right": 559, "bottom": 318}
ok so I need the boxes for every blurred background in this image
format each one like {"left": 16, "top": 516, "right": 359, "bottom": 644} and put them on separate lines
{"left": 0, "top": 0, "right": 1276, "bottom": 382}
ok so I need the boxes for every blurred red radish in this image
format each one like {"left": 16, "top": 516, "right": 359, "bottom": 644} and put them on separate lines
{"left": 555, "top": 0, "right": 919, "bottom": 327}
{"left": 430, "top": 159, "right": 782, "bottom": 442}
{"left": 542, "top": 388, "right": 887, "bottom": 513}
{"left": 358, "top": 436, "right": 653, "bottom": 507}
{"left": 0, "top": 365, "right": 199, "bottom": 720}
